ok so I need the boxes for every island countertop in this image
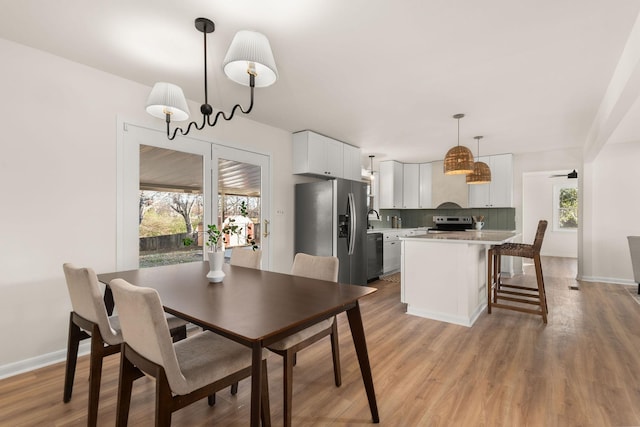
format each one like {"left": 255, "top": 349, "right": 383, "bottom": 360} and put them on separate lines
{"left": 400, "top": 230, "right": 518, "bottom": 245}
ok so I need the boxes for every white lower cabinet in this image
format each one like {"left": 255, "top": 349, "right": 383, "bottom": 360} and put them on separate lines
{"left": 383, "top": 230, "right": 404, "bottom": 274}
{"left": 383, "top": 240, "right": 401, "bottom": 274}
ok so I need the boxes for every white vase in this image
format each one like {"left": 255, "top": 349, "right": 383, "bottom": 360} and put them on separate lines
{"left": 207, "top": 251, "right": 225, "bottom": 283}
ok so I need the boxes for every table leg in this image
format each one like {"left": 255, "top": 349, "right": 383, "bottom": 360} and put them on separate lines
{"left": 250, "top": 342, "right": 263, "bottom": 427}
{"left": 346, "top": 301, "right": 379, "bottom": 423}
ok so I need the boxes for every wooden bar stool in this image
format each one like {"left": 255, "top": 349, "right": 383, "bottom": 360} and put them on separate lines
{"left": 487, "top": 220, "right": 548, "bottom": 323}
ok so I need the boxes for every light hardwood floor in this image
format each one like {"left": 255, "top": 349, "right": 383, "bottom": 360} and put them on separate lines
{"left": 1, "top": 257, "right": 640, "bottom": 426}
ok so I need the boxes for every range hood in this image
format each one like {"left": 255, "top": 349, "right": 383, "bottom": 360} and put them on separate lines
{"left": 431, "top": 160, "right": 468, "bottom": 208}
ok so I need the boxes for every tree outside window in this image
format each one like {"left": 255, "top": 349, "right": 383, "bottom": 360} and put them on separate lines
{"left": 554, "top": 185, "right": 578, "bottom": 231}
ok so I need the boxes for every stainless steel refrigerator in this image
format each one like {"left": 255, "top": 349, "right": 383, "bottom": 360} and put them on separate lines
{"left": 295, "top": 179, "right": 368, "bottom": 285}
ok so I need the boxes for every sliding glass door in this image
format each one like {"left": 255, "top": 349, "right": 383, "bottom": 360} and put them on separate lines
{"left": 118, "top": 123, "right": 270, "bottom": 270}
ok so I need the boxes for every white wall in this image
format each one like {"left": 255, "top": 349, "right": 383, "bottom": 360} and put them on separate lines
{"left": 512, "top": 148, "right": 582, "bottom": 274}
{"left": 522, "top": 172, "right": 578, "bottom": 258}
{"left": 0, "top": 38, "right": 301, "bottom": 374}
{"left": 581, "top": 140, "right": 640, "bottom": 283}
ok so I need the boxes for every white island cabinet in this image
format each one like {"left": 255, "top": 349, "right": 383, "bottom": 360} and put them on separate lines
{"left": 400, "top": 230, "right": 518, "bottom": 327}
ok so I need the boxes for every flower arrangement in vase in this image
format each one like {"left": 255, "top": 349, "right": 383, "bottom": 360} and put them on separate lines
{"left": 201, "top": 201, "right": 258, "bottom": 282}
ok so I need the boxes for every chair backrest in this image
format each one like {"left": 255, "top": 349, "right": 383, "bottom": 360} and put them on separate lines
{"left": 628, "top": 236, "right": 640, "bottom": 282}
{"left": 230, "top": 248, "right": 262, "bottom": 269}
{"left": 109, "top": 278, "right": 188, "bottom": 394}
{"left": 291, "top": 253, "right": 339, "bottom": 282}
{"left": 531, "top": 220, "right": 548, "bottom": 252}
{"left": 62, "top": 263, "right": 121, "bottom": 345}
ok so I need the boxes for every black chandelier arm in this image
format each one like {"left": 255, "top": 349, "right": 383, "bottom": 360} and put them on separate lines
{"left": 206, "top": 85, "right": 255, "bottom": 128}
{"left": 166, "top": 74, "right": 256, "bottom": 140}
{"left": 166, "top": 113, "right": 208, "bottom": 141}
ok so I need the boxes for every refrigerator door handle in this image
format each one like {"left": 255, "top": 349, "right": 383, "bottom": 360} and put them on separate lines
{"left": 348, "top": 192, "right": 356, "bottom": 255}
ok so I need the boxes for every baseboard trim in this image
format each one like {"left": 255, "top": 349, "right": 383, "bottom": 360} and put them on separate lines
{"left": 0, "top": 323, "right": 199, "bottom": 380}
{"left": 0, "top": 342, "right": 90, "bottom": 380}
{"left": 579, "top": 276, "right": 635, "bottom": 285}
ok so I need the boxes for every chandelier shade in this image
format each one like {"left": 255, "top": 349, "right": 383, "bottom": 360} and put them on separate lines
{"left": 444, "top": 113, "right": 474, "bottom": 175}
{"left": 146, "top": 82, "right": 190, "bottom": 122}
{"left": 223, "top": 30, "right": 279, "bottom": 88}
{"left": 146, "top": 17, "right": 278, "bottom": 140}
{"left": 467, "top": 135, "right": 492, "bottom": 184}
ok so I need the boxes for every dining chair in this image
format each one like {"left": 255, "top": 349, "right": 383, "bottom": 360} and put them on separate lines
{"left": 109, "top": 278, "right": 271, "bottom": 427}
{"left": 487, "top": 220, "right": 549, "bottom": 323}
{"left": 269, "top": 252, "right": 341, "bottom": 427}
{"left": 62, "top": 263, "right": 188, "bottom": 427}
{"left": 230, "top": 247, "right": 262, "bottom": 269}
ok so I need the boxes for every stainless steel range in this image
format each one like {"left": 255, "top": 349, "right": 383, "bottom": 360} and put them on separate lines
{"left": 430, "top": 215, "right": 473, "bottom": 232}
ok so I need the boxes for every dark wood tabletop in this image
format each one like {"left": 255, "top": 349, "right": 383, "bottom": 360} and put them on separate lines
{"left": 99, "top": 261, "right": 375, "bottom": 346}
{"left": 97, "top": 261, "right": 380, "bottom": 426}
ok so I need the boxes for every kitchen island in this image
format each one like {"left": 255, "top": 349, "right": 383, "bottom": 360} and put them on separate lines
{"left": 400, "top": 230, "right": 518, "bottom": 327}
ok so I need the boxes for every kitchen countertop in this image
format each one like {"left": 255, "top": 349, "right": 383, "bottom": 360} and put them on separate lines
{"left": 400, "top": 230, "right": 518, "bottom": 244}
{"left": 367, "top": 227, "right": 430, "bottom": 234}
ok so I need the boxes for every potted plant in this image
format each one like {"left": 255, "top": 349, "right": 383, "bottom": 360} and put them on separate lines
{"left": 202, "top": 201, "right": 258, "bottom": 282}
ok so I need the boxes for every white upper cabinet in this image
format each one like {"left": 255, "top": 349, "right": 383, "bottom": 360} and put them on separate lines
{"left": 292, "top": 131, "right": 344, "bottom": 178}
{"left": 379, "top": 160, "right": 403, "bottom": 208}
{"left": 402, "top": 164, "right": 420, "bottom": 208}
{"left": 468, "top": 153, "right": 513, "bottom": 207}
{"left": 418, "top": 163, "right": 432, "bottom": 208}
{"left": 379, "top": 161, "right": 433, "bottom": 209}
{"left": 342, "top": 144, "right": 363, "bottom": 182}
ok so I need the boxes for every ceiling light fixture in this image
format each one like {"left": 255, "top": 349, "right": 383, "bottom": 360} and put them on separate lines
{"left": 466, "top": 136, "right": 492, "bottom": 184}
{"left": 146, "top": 18, "right": 278, "bottom": 140}
{"left": 443, "top": 113, "right": 475, "bottom": 175}
{"left": 369, "top": 155, "right": 375, "bottom": 179}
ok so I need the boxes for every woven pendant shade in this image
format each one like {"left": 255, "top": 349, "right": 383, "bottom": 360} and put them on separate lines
{"left": 467, "top": 135, "right": 492, "bottom": 184}
{"left": 444, "top": 113, "right": 474, "bottom": 175}
{"left": 467, "top": 161, "right": 492, "bottom": 183}
{"left": 444, "top": 146, "right": 475, "bottom": 175}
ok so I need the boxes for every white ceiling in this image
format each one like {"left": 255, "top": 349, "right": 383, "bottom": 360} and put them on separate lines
{"left": 2, "top": 0, "right": 640, "bottom": 164}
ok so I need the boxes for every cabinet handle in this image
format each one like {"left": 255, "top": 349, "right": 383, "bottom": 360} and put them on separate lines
{"left": 263, "top": 219, "right": 270, "bottom": 237}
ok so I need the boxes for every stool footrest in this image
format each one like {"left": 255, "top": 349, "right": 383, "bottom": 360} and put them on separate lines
{"left": 495, "top": 294, "right": 542, "bottom": 306}
{"left": 497, "top": 284, "right": 539, "bottom": 292}
{"left": 490, "top": 302, "right": 545, "bottom": 316}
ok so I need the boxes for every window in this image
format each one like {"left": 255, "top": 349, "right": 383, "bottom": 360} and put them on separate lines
{"left": 553, "top": 184, "right": 578, "bottom": 231}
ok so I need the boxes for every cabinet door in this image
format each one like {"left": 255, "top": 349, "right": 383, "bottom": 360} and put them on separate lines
{"left": 379, "top": 161, "right": 403, "bottom": 209}
{"left": 304, "top": 132, "right": 329, "bottom": 176}
{"left": 402, "top": 164, "right": 419, "bottom": 208}
{"left": 383, "top": 240, "right": 401, "bottom": 274}
{"left": 488, "top": 154, "right": 513, "bottom": 207}
{"left": 324, "top": 137, "right": 344, "bottom": 178}
{"left": 342, "top": 144, "right": 362, "bottom": 181}
{"left": 468, "top": 157, "right": 491, "bottom": 207}
{"left": 468, "top": 154, "right": 513, "bottom": 207}
{"left": 419, "top": 163, "right": 432, "bottom": 208}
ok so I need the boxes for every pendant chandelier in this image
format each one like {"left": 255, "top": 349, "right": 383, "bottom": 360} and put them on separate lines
{"left": 369, "top": 155, "right": 375, "bottom": 179}
{"left": 466, "top": 136, "right": 492, "bottom": 184}
{"left": 443, "top": 114, "right": 475, "bottom": 175}
{"left": 145, "top": 17, "right": 278, "bottom": 140}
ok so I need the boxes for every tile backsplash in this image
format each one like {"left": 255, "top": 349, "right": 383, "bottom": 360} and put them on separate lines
{"left": 375, "top": 208, "right": 516, "bottom": 230}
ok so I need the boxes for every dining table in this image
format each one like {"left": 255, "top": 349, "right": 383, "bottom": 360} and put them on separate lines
{"left": 98, "top": 261, "right": 380, "bottom": 426}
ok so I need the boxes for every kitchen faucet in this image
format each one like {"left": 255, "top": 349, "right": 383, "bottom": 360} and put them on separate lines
{"left": 367, "top": 209, "right": 380, "bottom": 229}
